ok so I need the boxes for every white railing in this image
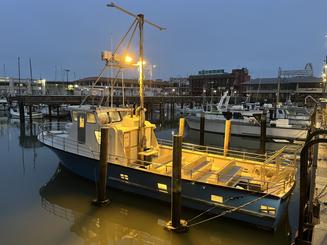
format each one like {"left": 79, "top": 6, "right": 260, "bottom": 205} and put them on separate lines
{"left": 38, "top": 123, "right": 296, "bottom": 194}
{"left": 38, "top": 123, "right": 99, "bottom": 159}
{"left": 158, "top": 138, "right": 270, "bottom": 162}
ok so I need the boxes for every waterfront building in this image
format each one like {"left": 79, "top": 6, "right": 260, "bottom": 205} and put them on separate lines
{"left": 0, "top": 76, "right": 74, "bottom": 96}
{"left": 73, "top": 77, "right": 168, "bottom": 97}
{"left": 167, "top": 77, "right": 190, "bottom": 96}
{"left": 243, "top": 63, "right": 323, "bottom": 103}
{"left": 189, "top": 68, "right": 250, "bottom": 96}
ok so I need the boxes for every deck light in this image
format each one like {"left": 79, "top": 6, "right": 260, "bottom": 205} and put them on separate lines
{"left": 124, "top": 55, "right": 133, "bottom": 64}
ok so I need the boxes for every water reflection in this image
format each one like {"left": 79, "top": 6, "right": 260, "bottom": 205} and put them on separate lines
{"left": 39, "top": 165, "right": 292, "bottom": 245}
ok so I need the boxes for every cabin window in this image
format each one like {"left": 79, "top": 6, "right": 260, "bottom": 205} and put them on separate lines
{"left": 260, "top": 205, "right": 276, "bottom": 215}
{"left": 87, "top": 113, "right": 96, "bottom": 124}
{"left": 72, "top": 111, "right": 78, "bottom": 122}
{"left": 79, "top": 116, "right": 85, "bottom": 128}
{"left": 211, "top": 195, "right": 223, "bottom": 203}
{"left": 119, "top": 111, "right": 128, "bottom": 118}
{"left": 97, "top": 112, "right": 109, "bottom": 125}
{"left": 157, "top": 183, "right": 168, "bottom": 193}
{"left": 108, "top": 111, "right": 121, "bottom": 122}
{"left": 94, "top": 130, "right": 101, "bottom": 144}
{"left": 120, "top": 174, "right": 129, "bottom": 181}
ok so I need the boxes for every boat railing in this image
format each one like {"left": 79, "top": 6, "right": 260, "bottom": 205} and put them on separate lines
{"left": 158, "top": 138, "right": 270, "bottom": 162}
{"left": 38, "top": 123, "right": 98, "bottom": 159}
{"left": 96, "top": 151, "right": 295, "bottom": 195}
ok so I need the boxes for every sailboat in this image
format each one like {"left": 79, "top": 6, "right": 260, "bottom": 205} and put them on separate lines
{"left": 37, "top": 3, "right": 296, "bottom": 231}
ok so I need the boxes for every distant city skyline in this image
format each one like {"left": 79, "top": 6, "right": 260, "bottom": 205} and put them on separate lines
{"left": 0, "top": 0, "right": 326, "bottom": 81}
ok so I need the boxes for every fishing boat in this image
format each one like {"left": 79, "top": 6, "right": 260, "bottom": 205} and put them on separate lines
{"left": 37, "top": 3, "right": 296, "bottom": 231}
{"left": 38, "top": 104, "right": 296, "bottom": 231}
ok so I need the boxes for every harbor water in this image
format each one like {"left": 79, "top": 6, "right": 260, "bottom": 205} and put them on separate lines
{"left": 0, "top": 111, "right": 300, "bottom": 245}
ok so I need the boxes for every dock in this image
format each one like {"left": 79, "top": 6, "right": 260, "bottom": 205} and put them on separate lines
{"left": 312, "top": 142, "right": 327, "bottom": 244}
{"left": 308, "top": 106, "right": 327, "bottom": 244}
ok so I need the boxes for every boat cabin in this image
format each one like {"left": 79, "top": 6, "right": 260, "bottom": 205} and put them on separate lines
{"left": 66, "top": 105, "right": 158, "bottom": 165}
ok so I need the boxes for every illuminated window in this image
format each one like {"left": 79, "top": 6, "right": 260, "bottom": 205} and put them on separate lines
{"left": 211, "top": 195, "right": 223, "bottom": 203}
{"left": 94, "top": 131, "right": 101, "bottom": 144}
{"left": 120, "top": 174, "right": 129, "bottom": 181}
{"left": 87, "top": 113, "right": 96, "bottom": 124}
{"left": 260, "top": 205, "right": 276, "bottom": 215}
{"left": 72, "top": 111, "right": 77, "bottom": 122}
{"left": 79, "top": 116, "right": 85, "bottom": 128}
{"left": 157, "top": 183, "right": 168, "bottom": 193}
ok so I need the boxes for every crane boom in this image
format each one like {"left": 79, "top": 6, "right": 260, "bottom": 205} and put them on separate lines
{"left": 106, "top": 2, "right": 166, "bottom": 31}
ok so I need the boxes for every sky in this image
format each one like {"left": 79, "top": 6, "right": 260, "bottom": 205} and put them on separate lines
{"left": 0, "top": 0, "right": 327, "bottom": 81}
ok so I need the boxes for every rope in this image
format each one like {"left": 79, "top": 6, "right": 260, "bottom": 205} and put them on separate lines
{"left": 187, "top": 196, "right": 244, "bottom": 223}
{"left": 316, "top": 183, "right": 327, "bottom": 199}
{"left": 187, "top": 186, "right": 281, "bottom": 228}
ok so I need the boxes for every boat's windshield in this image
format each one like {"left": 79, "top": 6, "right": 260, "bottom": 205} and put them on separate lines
{"left": 97, "top": 111, "right": 122, "bottom": 125}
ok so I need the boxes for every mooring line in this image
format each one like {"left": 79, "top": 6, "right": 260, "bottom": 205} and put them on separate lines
{"left": 187, "top": 187, "right": 281, "bottom": 228}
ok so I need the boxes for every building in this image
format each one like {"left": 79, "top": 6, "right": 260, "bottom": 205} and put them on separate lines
{"left": 189, "top": 68, "right": 250, "bottom": 96}
{"left": 73, "top": 77, "right": 169, "bottom": 97}
{"left": 164, "top": 77, "right": 190, "bottom": 96}
{"left": 0, "top": 76, "right": 74, "bottom": 96}
{"left": 243, "top": 63, "right": 323, "bottom": 103}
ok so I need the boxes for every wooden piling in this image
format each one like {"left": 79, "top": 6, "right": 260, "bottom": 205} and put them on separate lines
{"left": 29, "top": 105, "right": 33, "bottom": 136}
{"left": 92, "top": 127, "right": 110, "bottom": 207}
{"left": 179, "top": 117, "right": 185, "bottom": 138}
{"left": 18, "top": 102, "right": 25, "bottom": 125}
{"left": 199, "top": 113, "right": 205, "bottom": 145}
{"left": 260, "top": 112, "right": 267, "bottom": 154}
{"left": 165, "top": 134, "right": 188, "bottom": 232}
{"left": 223, "top": 112, "right": 232, "bottom": 156}
{"left": 48, "top": 105, "right": 52, "bottom": 118}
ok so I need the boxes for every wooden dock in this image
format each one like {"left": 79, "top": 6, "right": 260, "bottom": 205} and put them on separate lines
{"left": 9, "top": 95, "right": 217, "bottom": 105}
{"left": 312, "top": 142, "right": 327, "bottom": 244}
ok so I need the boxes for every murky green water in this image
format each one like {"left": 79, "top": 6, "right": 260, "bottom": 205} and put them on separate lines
{"left": 0, "top": 112, "right": 299, "bottom": 245}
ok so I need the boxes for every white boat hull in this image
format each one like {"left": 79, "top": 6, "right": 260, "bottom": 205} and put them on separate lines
{"left": 186, "top": 116, "right": 308, "bottom": 140}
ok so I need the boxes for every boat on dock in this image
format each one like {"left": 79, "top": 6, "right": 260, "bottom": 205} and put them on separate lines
{"left": 37, "top": 2, "right": 296, "bottom": 231}
{"left": 37, "top": 105, "right": 296, "bottom": 231}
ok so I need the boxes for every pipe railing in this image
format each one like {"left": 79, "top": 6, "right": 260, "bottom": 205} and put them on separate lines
{"left": 38, "top": 123, "right": 295, "bottom": 194}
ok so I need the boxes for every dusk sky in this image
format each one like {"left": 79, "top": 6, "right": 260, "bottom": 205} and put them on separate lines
{"left": 1, "top": 0, "right": 327, "bottom": 81}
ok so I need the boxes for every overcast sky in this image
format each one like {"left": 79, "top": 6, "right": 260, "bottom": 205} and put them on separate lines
{"left": 0, "top": 0, "right": 326, "bottom": 81}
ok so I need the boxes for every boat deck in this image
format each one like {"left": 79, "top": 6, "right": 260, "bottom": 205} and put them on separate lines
{"left": 38, "top": 125, "right": 297, "bottom": 199}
